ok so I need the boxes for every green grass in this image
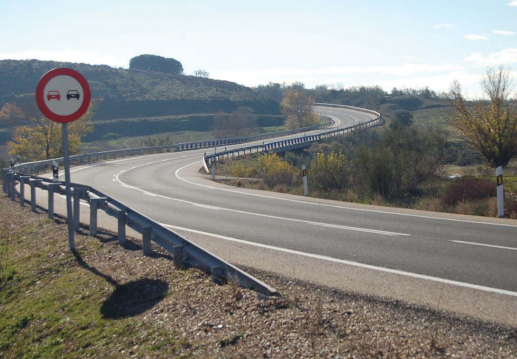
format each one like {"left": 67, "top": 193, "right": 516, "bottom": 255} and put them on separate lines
{"left": 0, "top": 211, "right": 192, "bottom": 358}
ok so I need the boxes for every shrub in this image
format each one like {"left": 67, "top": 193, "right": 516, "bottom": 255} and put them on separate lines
{"left": 442, "top": 178, "right": 495, "bottom": 206}
{"left": 231, "top": 162, "right": 257, "bottom": 178}
{"left": 309, "top": 151, "right": 351, "bottom": 191}
{"left": 256, "top": 153, "right": 298, "bottom": 187}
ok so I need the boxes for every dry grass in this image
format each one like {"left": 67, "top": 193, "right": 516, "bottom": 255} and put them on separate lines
{"left": 1, "top": 195, "right": 517, "bottom": 358}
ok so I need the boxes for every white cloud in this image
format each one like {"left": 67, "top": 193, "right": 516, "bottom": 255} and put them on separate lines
{"left": 464, "top": 34, "right": 488, "bottom": 40}
{"left": 508, "top": 1, "right": 517, "bottom": 6}
{"left": 435, "top": 23, "right": 454, "bottom": 29}
{"left": 492, "top": 29, "right": 515, "bottom": 36}
{"left": 211, "top": 64, "right": 465, "bottom": 89}
{"left": 465, "top": 48, "right": 517, "bottom": 66}
{"left": 0, "top": 49, "right": 127, "bottom": 68}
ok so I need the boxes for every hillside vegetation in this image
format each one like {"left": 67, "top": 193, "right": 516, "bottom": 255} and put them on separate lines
{"left": 0, "top": 59, "right": 280, "bottom": 121}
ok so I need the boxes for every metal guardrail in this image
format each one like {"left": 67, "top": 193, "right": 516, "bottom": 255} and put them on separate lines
{"left": 1, "top": 103, "right": 381, "bottom": 297}
{"left": 11, "top": 114, "right": 334, "bottom": 176}
{"left": 203, "top": 105, "right": 383, "bottom": 169}
{"left": 176, "top": 114, "right": 333, "bottom": 151}
{"left": 1, "top": 169, "right": 279, "bottom": 297}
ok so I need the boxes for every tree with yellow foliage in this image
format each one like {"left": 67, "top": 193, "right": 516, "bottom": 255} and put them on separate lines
{"left": 280, "top": 89, "right": 319, "bottom": 129}
{"left": 0, "top": 101, "right": 94, "bottom": 162}
{"left": 448, "top": 67, "right": 517, "bottom": 167}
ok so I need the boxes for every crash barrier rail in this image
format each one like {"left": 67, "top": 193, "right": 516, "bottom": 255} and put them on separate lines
{"left": 203, "top": 105, "right": 383, "bottom": 170}
{"left": 1, "top": 169, "right": 279, "bottom": 297}
{"left": 1, "top": 104, "right": 379, "bottom": 296}
{"left": 12, "top": 114, "right": 333, "bottom": 176}
{"left": 175, "top": 114, "right": 333, "bottom": 151}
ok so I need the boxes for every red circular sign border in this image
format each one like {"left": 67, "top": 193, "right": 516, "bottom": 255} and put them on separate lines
{"left": 36, "top": 68, "right": 91, "bottom": 124}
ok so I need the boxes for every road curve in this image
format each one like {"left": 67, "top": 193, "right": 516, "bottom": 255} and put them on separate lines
{"left": 65, "top": 105, "right": 517, "bottom": 326}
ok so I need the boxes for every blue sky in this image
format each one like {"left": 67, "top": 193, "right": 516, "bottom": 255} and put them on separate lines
{"left": 1, "top": 0, "right": 516, "bottom": 96}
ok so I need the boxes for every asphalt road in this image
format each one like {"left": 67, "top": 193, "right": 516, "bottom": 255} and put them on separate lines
{"left": 63, "top": 105, "right": 517, "bottom": 324}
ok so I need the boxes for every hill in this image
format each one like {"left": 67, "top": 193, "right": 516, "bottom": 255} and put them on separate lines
{"left": 0, "top": 59, "right": 280, "bottom": 121}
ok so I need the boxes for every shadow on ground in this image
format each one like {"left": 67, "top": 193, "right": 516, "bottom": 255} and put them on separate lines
{"left": 100, "top": 278, "right": 169, "bottom": 319}
{"left": 72, "top": 249, "right": 169, "bottom": 319}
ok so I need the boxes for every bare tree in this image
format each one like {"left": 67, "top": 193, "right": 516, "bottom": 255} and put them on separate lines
{"left": 448, "top": 67, "right": 517, "bottom": 167}
{"left": 193, "top": 69, "right": 209, "bottom": 78}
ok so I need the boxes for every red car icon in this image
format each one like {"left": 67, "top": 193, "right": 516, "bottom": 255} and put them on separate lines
{"left": 47, "top": 91, "right": 61, "bottom": 101}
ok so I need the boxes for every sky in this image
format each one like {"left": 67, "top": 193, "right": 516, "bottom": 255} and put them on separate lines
{"left": 0, "top": 0, "right": 516, "bottom": 97}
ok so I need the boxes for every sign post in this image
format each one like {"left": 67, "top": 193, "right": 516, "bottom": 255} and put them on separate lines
{"left": 36, "top": 68, "right": 91, "bottom": 251}
{"left": 302, "top": 165, "right": 308, "bottom": 196}
{"left": 496, "top": 166, "right": 504, "bottom": 218}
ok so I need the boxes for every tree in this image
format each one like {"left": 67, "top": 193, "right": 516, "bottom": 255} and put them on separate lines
{"left": 129, "top": 54, "right": 184, "bottom": 75}
{"left": 1, "top": 102, "right": 94, "bottom": 162}
{"left": 448, "top": 67, "right": 517, "bottom": 167}
{"left": 193, "top": 69, "right": 209, "bottom": 78}
{"left": 355, "top": 125, "right": 445, "bottom": 199}
{"left": 281, "top": 89, "right": 319, "bottom": 129}
{"left": 389, "top": 111, "right": 414, "bottom": 130}
{"left": 212, "top": 107, "right": 257, "bottom": 138}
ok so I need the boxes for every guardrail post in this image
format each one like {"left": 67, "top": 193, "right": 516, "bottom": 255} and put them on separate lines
{"left": 89, "top": 197, "right": 106, "bottom": 235}
{"left": 73, "top": 188, "right": 86, "bottom": 231}
{"left": 142, "top": 226, "right": 152, "bottom": 256}
{"left": 173, "top": 245, "right": 184, "bottom": 268}
{"left": 19, "top": 176, "right": 30, "bottom": 207}
{"left": 117, "top": 211, "right": 127, "bottom": 245}
{"left": 30, "top": 179, "right": 42, "bottom": 212}
{"left": 10, "top": 173, "right": 16, "bottom": 201}
{"left": 211, "top": 266, "right": 224, "bottom": 284}
{"left": 47, "top": 183, "right": 61, "bottom": 219}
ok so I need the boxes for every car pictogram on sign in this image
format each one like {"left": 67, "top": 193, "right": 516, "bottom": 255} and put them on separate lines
{"left": 66, "top": 90, "right": 80, "bottom": 100}
{"left": 47, "top": 91, "right": 61, "bottom": 101}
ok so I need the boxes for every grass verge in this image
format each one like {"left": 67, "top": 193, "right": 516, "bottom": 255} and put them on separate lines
{"left": 1, "top": 195, "right": 516, "bottom": 358}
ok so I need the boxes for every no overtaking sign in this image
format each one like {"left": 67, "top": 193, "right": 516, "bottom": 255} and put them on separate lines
{"left": 36, "top": 68, "right": 92, "bottom": 250}
{"left": 36, "top": 68, "right": 91, "bottom": 123}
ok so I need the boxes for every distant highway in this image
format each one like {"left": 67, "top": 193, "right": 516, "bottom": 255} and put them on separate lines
{"left": 62, "top": 105, "right": 517, "bottom": 325}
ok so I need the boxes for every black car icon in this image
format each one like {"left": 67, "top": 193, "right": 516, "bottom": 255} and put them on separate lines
{"left": 66, "top": 90, "right": 80, "bottom": 100}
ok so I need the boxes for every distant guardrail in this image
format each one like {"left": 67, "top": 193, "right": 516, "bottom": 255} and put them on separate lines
{"left": 2, "top": 103, "right": 382, "bottom": 297}
{"left": 176, "top": 114, "right": 333, "bottom": 151}
{"left": 203, "top": 105, "right": 383, "bottom": 170}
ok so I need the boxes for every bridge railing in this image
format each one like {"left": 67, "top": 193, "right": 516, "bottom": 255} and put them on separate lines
{"left": 203, "top": 105, "right": 383, "bottom": 169}
{"left": 2, "top": 103, "right": 381, "bottom": 297}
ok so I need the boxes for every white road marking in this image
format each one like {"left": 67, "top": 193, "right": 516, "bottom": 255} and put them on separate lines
{"left": 114, "top": 165, "right": 408, "bottom": 237}
{"left": 161, "top": 223, "right": 517, "bottom": 298}
{"left": 452, "top": 240, "right": 517, "bottom": 251}
{"left": 174, "top": 162, "right": 517, "bottom": 228}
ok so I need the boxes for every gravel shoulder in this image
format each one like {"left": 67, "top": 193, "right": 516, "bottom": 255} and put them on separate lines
{"left": 1, "top": 195, "right": 517, "bottom": 358}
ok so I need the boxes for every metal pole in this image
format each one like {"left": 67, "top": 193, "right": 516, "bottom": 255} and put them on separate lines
{"left": 496, "top": 166, "right": 505, "bottom": 218}
{"left": 62, "top": 123, "right": 75, "bottom": 250}
{"left": 302, "top": 165, "right": 308, "bottom": 196}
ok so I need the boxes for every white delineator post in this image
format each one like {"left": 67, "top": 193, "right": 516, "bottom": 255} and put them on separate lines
{"left": 211, "top": 161, "right": 216, "bottom": 181}
{"left": 496, "top": 166, "right": 504, "bottom": 218}
{"left": 302, "top": 165, "right": 308, "bottom": 196}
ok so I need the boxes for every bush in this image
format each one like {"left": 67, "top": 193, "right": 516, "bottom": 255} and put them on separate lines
{"left": 231, "top": 162, "right": 257, "bottom": 178}
{"left": 309, "top": 151, "right": 351, "bottom": 191}
{"left": 256, "top": 153, "right": 298, "bottom": 187}
{"left": 355, "top": 126, "right": 446, "bottom": 199}
{"left": 442, "top": 178, "right": 495, "bottom": 206}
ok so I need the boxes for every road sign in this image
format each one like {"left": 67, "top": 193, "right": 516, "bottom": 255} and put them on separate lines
{"left": 36, "top": 68, "right": 91, "bottom": 123}
{"left": 36, "top": 68, "right": 92, "bottom": 251}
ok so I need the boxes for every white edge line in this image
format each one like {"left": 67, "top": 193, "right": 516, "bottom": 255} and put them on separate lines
{"left": 162, "top": 223, "right": 517, "bottom": 298}
{"left": 114, "top": 164, "right": 408, "bottom": 237}
{"left": 452, "top": 240, "right": 517, "bottom": 251}
{"left": 174, "top": 162, "right": 517, "bottom": 228}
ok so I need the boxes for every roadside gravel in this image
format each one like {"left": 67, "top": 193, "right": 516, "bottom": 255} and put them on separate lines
{"left": 1, "top": 195, "right": 516, "bottom": 358}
